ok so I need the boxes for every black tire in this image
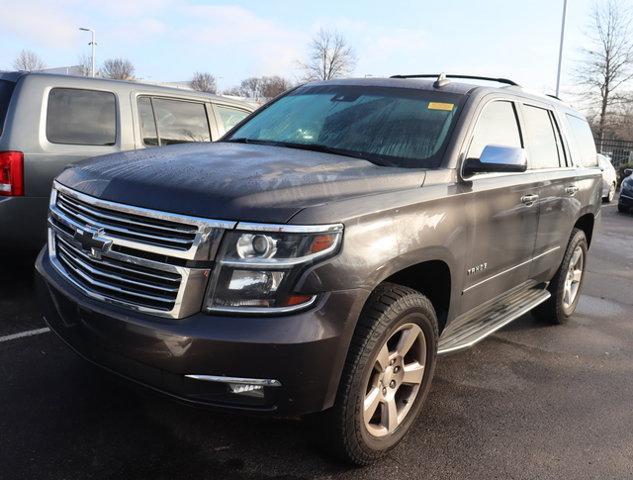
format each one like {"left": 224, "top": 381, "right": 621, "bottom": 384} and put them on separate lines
{"left": 318, "top": 283, "right": 438, "bottom": 465}
{"left": 534, "top": 228, "right": 588, "bottom": 325}
{"left": 618, "top": 203, "right": 628, "bottom": 214}
{"left": 603, "top": 183, "right": 616, "bottom": 203}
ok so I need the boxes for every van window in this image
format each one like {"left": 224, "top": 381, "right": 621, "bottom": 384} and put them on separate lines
{"left": 467, "top": 101, "right": 522, "bottom": 159}
{"left": 137, "top": 97, "right": 158, "bottom": 146}
{"left": 47, "top": 88, "right": 117, "bottom": 146}
{"left": 151, "top": 98, "right": 211, "bottom": 145}
{"left": 566, "top": 114, "right": 598, "bottom": 167}
{"left": 215, "top": 105, "right": 249, "bottom": 132}
{"left": 0, "top": 80, "right": 16, "bottom": 137}
{"left": 522, "top": 105, "right": 561, "bottom": 169}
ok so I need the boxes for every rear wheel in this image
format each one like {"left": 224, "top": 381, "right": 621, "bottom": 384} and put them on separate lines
{"left": 618, "top": 203, "right": 628, "bottom": 213}
{"left": 535, "top": 228, "right": 587, "bottom": 324}
{"left": 319, "top": 283, "right": 438, "bottom": 465}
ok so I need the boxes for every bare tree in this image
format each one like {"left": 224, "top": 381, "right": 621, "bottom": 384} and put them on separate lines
{"left": 260, "top": 76, "right": 293, "bottom": 99}
{"left": 299, "top": 29, "right": 356, "bottom": 81}
{"left": 576, "top": 0, "right": 633, "bottom": 141}
{"left": 226, "top": 76, "right": 293, "bottom": 102}
{"left": 101, "top": 58, "right": 135, "bottom": 80}
{"left": 13, "top": 49, "right": 45, "bottom": 71}
{"left": 190, "top": 72, "right": 217, "bottom": 93}
{"left": 77, "top": 54, "right": 92, "bottom": 77}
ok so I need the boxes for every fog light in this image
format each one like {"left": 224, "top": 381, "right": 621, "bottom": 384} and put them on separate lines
{"left": 228, "top": 383, "right": 265, "bottom": 398}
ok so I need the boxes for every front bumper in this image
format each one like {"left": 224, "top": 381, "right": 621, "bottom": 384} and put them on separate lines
{"left": 35, "top": 248, "right": 368, "bottom": 415}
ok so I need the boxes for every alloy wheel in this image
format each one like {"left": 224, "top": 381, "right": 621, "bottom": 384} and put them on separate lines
{"left": 563, "top": 245, "right": 584, "bottom": 311}
{"left": 363, "top": 323, "right": 426, "bottom": 438}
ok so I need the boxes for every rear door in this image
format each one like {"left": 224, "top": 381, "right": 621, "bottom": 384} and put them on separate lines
{"left": 460, "top": 98, "right": 540, "bottom": 313}
{"left": 522, "top": 104, "right": 595, "bottom": 283}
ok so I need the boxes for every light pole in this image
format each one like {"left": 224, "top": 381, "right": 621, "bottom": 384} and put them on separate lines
{"left": 79, "top": 27, "right": 96, "bottom": 77}
{"left": 555, "top": 0, "right": 568, "bottom": 97}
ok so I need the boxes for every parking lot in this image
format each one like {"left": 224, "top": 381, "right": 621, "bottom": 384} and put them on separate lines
{"left": 1, "top": 201, "right": 632, "bottom": 480}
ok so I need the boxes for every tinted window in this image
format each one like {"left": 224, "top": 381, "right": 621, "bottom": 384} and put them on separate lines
{"left": 216, "top": 105, "right": 249, "bottom": 132}
{"left": 47, "top": 88, "right": 116, "bottom": 145}
{"left": 227, "top": 85, "right": 462, "bottom": 168}
{"left": 137, "top": 97, "right": 158, "bottom": 146}
{"left": 566, "top": 114, "right": 598, "bottom": 167}
{"left": 522, "top": 105, "right": 561, "bottom": 169}
{"left": 152, "top": 98, "right": 210, "bottom": 145}
{"left": 0, "top": 80, "right": 16, "bottom": 137}
{"left": 467, "top": 101, "right": 521, "bottom": 159}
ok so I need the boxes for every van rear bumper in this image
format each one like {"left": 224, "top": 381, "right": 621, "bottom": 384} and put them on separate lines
{"left": 0, "top": 196, "right": 48, "bottom": 250}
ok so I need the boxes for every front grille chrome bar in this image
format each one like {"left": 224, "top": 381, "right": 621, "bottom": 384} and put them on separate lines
{"left": 48, "top": 183, "right": 235, "bottom": 318}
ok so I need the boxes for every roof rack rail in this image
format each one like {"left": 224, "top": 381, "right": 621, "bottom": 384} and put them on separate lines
{"left": 546, "top": 94, "right": 561, "bottom": 100}
{"left": 390, "top": 73, "right": 520, "bottom": 87}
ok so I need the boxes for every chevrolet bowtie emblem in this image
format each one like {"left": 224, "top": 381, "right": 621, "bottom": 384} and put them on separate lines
{"left": 73, "top": 227, "right": 112, "bottom": 259}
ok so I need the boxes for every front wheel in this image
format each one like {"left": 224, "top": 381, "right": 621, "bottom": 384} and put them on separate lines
{"left": 535, "top": 228, "right": 587, "bottom": 324}
{"left": 319, "top": 283, "right": 438, "bottom": 465}
{"left": 604, "top": 183, "right": 616, "bottom": 203}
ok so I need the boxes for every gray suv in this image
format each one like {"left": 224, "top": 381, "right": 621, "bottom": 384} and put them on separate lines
{"left": 35, "top": 74, "right": 602, "bottom": 464}
{"left": 0, "top": 72, "right": 254, "bottom": 251}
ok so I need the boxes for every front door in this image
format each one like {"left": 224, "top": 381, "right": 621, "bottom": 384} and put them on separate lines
{"left": 459, "top": 99, "right": 540, "bottom": 313}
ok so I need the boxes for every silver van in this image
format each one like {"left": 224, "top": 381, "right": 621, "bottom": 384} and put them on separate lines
{"left": 0, "top": 72, "right": 255, "bottom": 251}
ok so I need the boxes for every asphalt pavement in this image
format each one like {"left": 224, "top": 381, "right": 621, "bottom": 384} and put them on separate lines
{"left": 1, "top": 201, "right": 632, "bottom": 480}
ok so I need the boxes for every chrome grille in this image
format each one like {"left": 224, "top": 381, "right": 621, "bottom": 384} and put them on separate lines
{"left": 56, "top": 189, "right": 198, "bottom": 251}
{"left": 48, "top": 182, "right": 236, "bottom": 318}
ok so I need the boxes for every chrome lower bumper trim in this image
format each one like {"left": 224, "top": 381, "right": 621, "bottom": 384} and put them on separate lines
{"left": 185, "top": 374, "right": 282, "bottom": 387}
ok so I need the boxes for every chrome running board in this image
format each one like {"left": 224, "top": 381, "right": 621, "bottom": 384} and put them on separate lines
{"left": 438, "top": 287, "right": 551, "bottom": 355}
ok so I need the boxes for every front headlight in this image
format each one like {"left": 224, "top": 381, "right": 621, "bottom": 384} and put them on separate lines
{"left": 205, "top": 223, "right": 343, "bottom": 313}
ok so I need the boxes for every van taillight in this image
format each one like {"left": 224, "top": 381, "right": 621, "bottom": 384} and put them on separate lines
{"left": 0, "top": 151, "right": 24, "bottom": 196}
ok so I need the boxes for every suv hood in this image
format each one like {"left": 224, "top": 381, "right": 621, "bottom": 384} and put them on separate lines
{"left": 56, "top": 143, "right": 426, "bottom": 223}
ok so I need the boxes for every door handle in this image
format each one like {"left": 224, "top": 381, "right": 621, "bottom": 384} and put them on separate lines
{"left": 565, "top": 185, "right": 579, "bottom": 196}
{"left": 521, "top": 194, "right": 539, "bottom": 206}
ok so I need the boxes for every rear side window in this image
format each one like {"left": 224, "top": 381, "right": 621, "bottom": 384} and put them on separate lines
{"left": 0, "top": 80, "right": 16, "bottom": 137}
{"left": 467, "top": 100, "right": 522, "bottom": 159}
{"left": 215, "top": 105, "right": 249, "bottom": 132}
{"left": 566, "top": 114, "right": 598, "bottom": 167}
{"left": 47, "top": 88, "right": 116, "bottom": 146}
{"left": 137, "top": 97, "right": 158, "bottom": 146}
{"left": 151, "top": 98, "right": 211, "bottom": 145}
{"left": 522, "top": 105, "right": 561, "bottom": 169}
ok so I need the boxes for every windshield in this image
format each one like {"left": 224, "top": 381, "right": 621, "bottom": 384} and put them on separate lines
{"left": 0, "top": 80, "right": 16, "bottom": 137}
{"left": 225, "top": 85, "right": 462, "bottom": 168}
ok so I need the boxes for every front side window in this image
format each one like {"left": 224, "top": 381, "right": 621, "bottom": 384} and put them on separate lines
{"left": 47, "top": 88, "right": 116, "bottom": 146}
{"left": 151, "top": 98, "right": 211, "bottom": 145}
{"left": 467, "top": 100, "right": 522, "bottom": 160}
{"left": 215, "top": 105, "right": 249, "bottom": 132}
{"left": 566, "top": 114, "right": 598, "bottom": 167}
{"left": 522, "top": 105, "right": 561, "bottom": 169}
{"left": 226, "top": 85, "right": 463, "bottom": 168}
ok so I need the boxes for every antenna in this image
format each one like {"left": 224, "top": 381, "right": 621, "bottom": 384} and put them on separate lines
{"left": 433, "top": 72, "right": 450, "bottom": 88}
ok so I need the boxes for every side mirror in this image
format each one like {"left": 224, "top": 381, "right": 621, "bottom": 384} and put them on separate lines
{"left": 463, "top": 145, "right": 527, "bottom": 177}
{"left": 625, "top": 168, "right": 633, "bottom": 177}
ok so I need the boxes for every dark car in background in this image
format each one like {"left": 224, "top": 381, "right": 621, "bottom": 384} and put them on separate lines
{"left": 0, "top": 72, "right": 254, "bottom": 251}
{"left": 619, "top": 168, "right": 633, "bottom": 213}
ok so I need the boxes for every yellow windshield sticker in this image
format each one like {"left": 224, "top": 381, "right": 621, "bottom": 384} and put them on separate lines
{"left": 428, "top": 102, "right": 454, "bottom": 111}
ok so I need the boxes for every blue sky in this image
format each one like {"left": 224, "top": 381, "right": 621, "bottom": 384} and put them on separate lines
{"left": 0, "top": 0, "right": 596, "bottom": 97}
